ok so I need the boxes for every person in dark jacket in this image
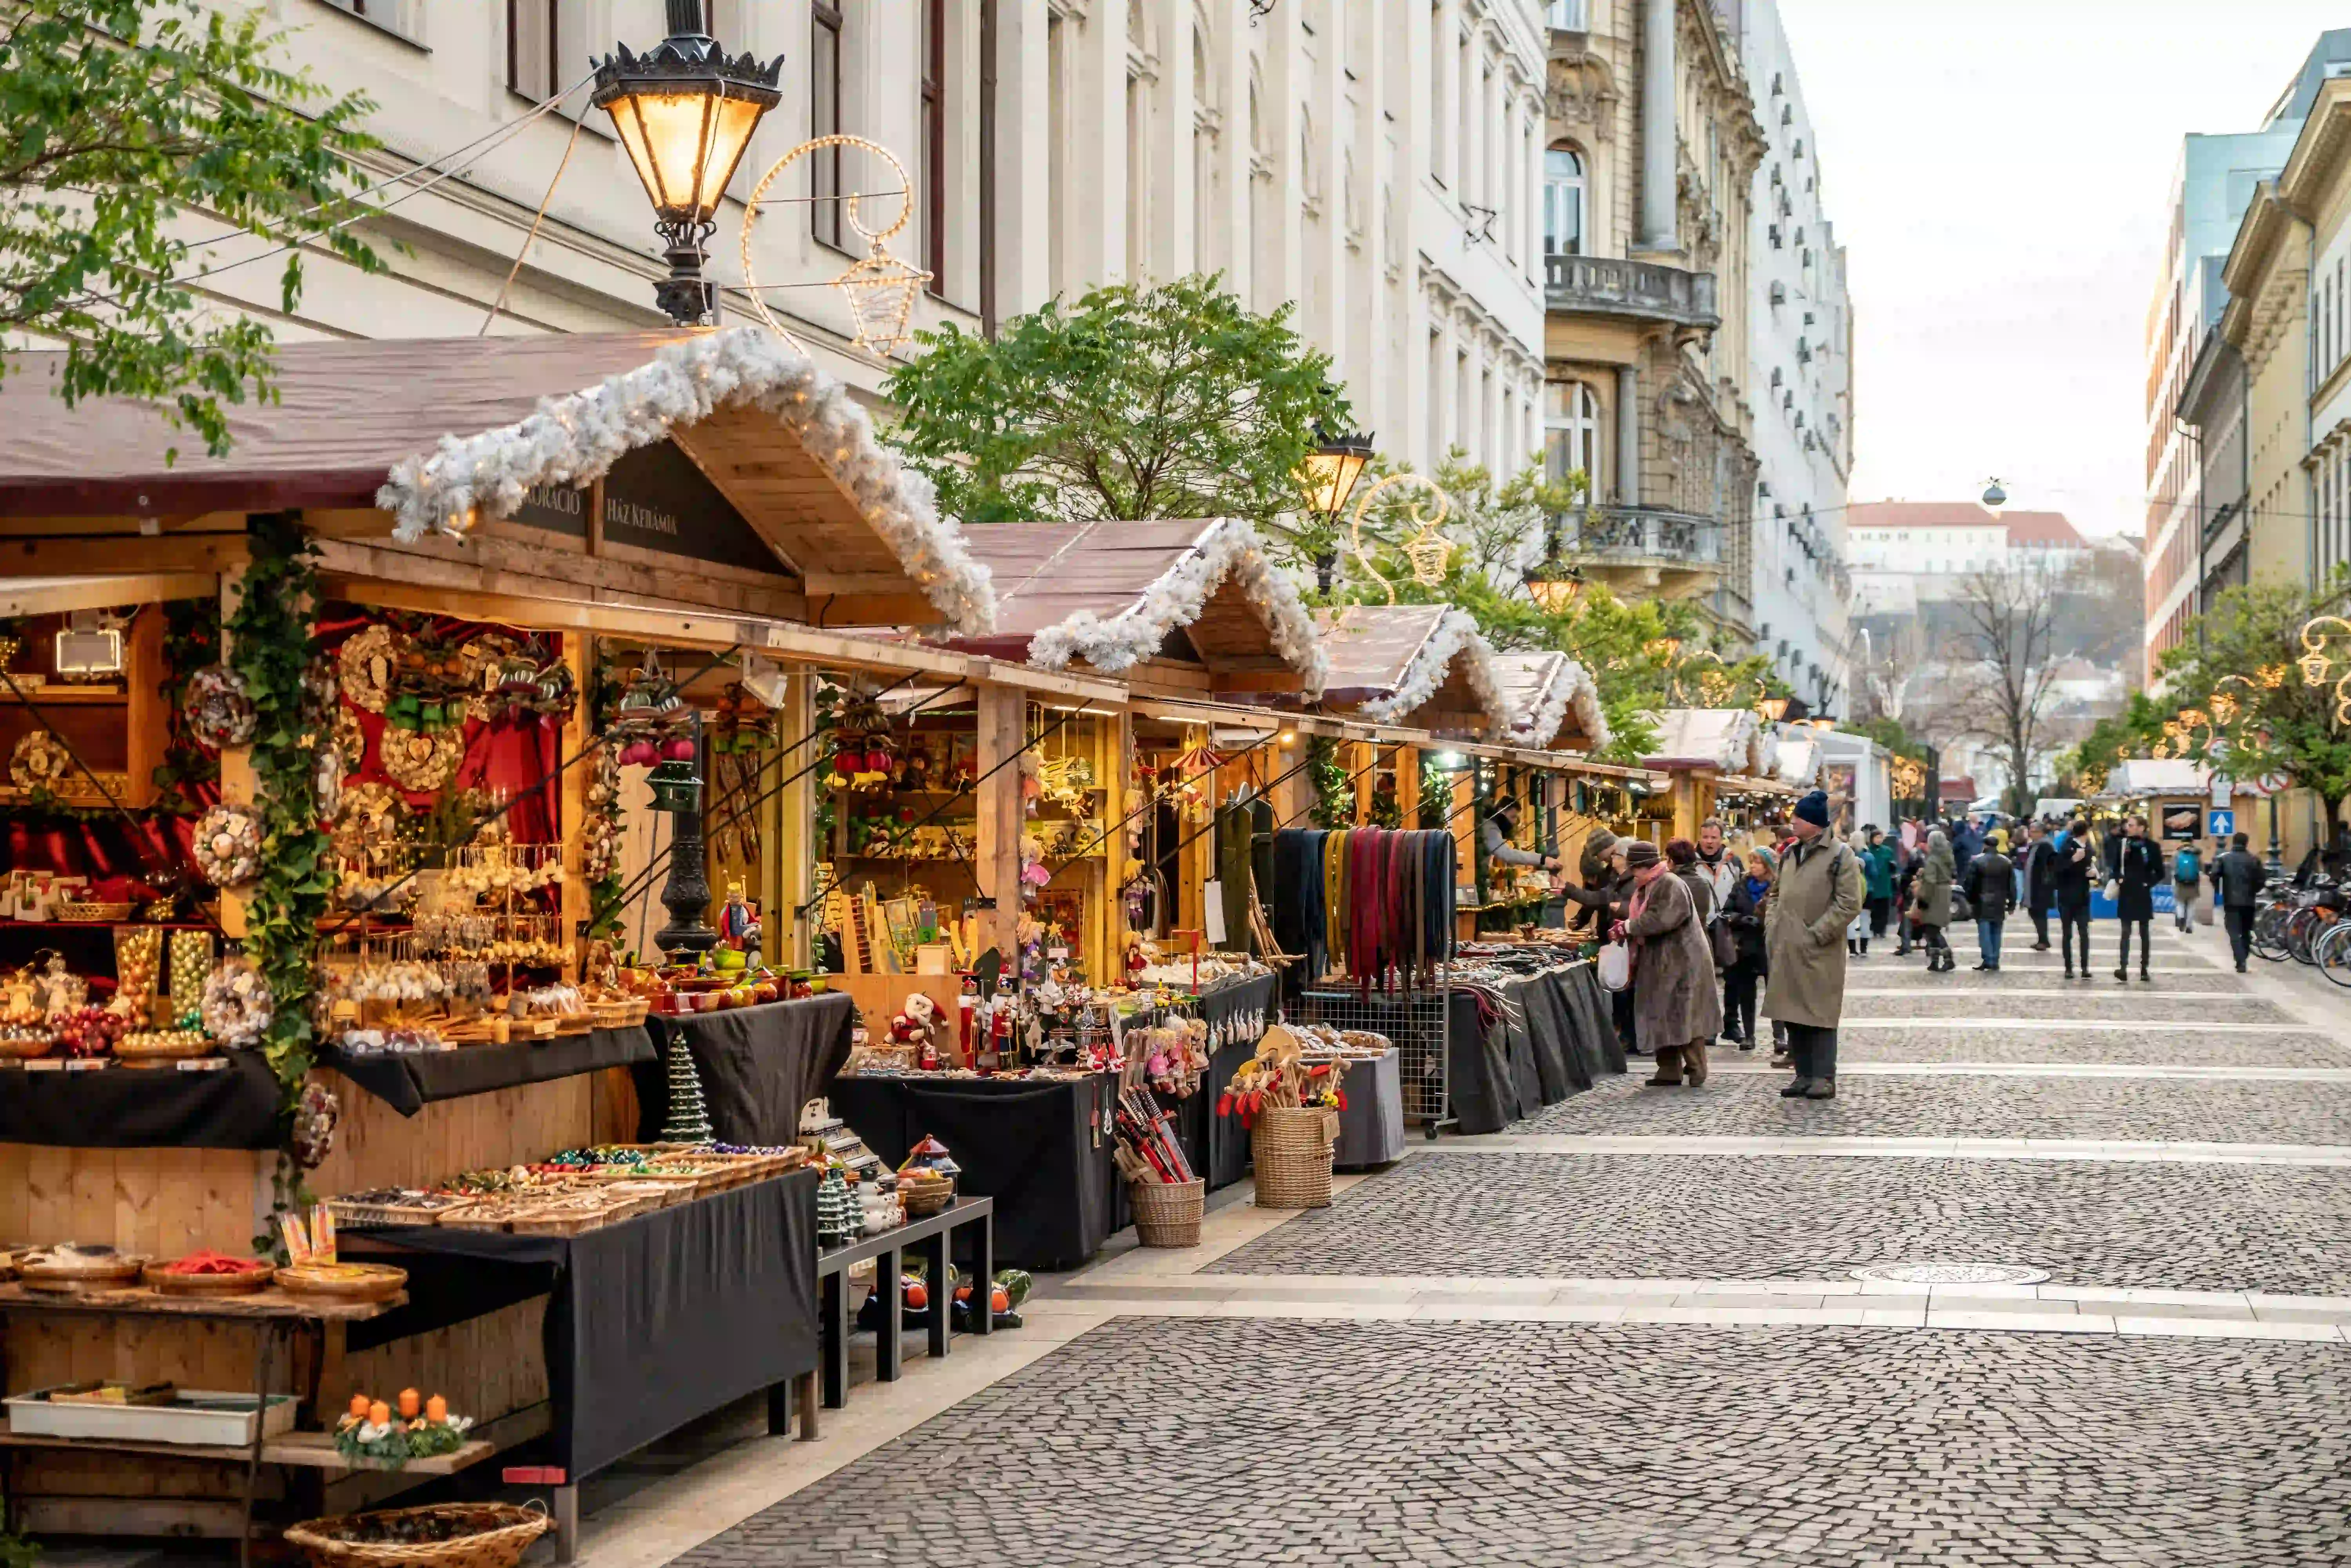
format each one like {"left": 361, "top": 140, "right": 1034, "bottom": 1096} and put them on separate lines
{"left": 1720, "top": 846, "right": 1774, "bottom": 1048}
{"left": 1560, "top": 834, "right": 1642, "bottom": 1055}
{"left": 2211, "top": 831, "right": 2268, "bottom": 972}
{"left": 2103, "top": 814, "right": 2163, "bottom": 981}
{"left": 2052, "top": 817, "right": 2096, "bottom": 978}
{"left": 1894, "top": 837, "right": 1922, "bottom": 957}
{"left": 1962, "top": 831, "right": 2016, "bottom": 971}
{"left": 2019, "top": 821, "right": 2056, "bottom": 950}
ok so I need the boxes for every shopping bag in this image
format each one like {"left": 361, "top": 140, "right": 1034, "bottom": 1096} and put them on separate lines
{"left": 1597, "top": 941, "right": 1631, "bottom": 992}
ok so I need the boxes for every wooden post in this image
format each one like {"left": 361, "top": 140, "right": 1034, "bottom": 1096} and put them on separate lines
{"left": 1351, "top": 741, "right": 1374, "bottom": 826}
{"left": 557, "top": 633, "right": 593, "bottom": 980}
{"left": 771, "top": 668, "right": 816, "bottom": 970}
{"left": 1270, "top": 732, "right": 1312, "bottom": 826}
{"left": 1090, "top": 708, "right": 1129, "bottom": 980}
{"left": 216, "top": 564, "right": 252, "bottom": 940}
{"left": 1399, "top": 745, "right": 1421, "bottom": 829}
{"left": 123, "top": 606, "right": 165, "bottom": 811}
{"left": 972, "top": 681, "right": 1025, "bottom": 960}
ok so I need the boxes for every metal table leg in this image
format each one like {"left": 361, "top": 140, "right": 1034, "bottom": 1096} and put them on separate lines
{"left": 820, "top": 1270, "right": 848, "bottom": 1408}
{"left": 551, "top": 1483, "right": 579, "bottom": 1564}
{"left": 874, "top": 1245, "right": 902, "bottom": 1382}
{"left": 920, "top": 1225, "right": 951, "bottom": 1359}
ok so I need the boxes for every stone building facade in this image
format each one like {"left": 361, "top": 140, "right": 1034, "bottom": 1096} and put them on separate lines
{"left": 1539, "top": 0, "right": 1764, "bottom": 642}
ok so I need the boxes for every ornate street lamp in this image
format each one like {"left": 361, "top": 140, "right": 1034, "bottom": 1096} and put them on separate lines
{"left": 595, "top": 0, "right": 784, "bottom": 325}
{"left": 1754, "top": 694, "right": 1792, "bottom": 724}
{"left": 1523, "top": 559, "right": 1587, "bottom": 613}
{"left": 1297, "top": 424, "right": 1374, "bottom": 593}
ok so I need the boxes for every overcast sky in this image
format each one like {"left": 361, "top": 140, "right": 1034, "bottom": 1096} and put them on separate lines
{"left": 1779, "top": 0, "right": 2347, "bottom": 542}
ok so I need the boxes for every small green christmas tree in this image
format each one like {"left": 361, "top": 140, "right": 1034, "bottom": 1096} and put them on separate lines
{"left": 815, "top": 1166, "right": 857, "bottom": 1248}
{"left": 660, "top": 1031, "right": 714, "bottom": 1144}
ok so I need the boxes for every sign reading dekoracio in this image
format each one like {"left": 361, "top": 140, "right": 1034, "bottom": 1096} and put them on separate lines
{"left": 508, "top": 440, "right": 791, "bottom": 575}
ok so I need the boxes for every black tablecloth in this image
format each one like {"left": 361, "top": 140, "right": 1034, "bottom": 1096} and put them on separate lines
{"left": 1333, "top": 1051, "right": 1406, "bottom": 1169}
{"left": 829, "top": 1073, "right": 1114, "bottom": 1270}
{"left": 1204, "top": 1036, "right": 1257, "bottom": 1190}
{"left": 0, "top": 1052, "right": 282, "bottom": 1149}
{"left": 322, "top": 1027, "right": 656, "bottom": 1117}
{"left": 639, "top": 995, "right": 855, "bottom": 1145}
{"left": 347, "top": 1169, "right": 818, "bottom": 1481}
{"left": 1448, "top": 965, "right": 1620, "bottom": 1134}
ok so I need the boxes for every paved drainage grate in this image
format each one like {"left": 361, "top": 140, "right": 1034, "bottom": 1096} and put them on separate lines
{"left": 1849, "top": 1263, "right": 2051, "bottom": 1285}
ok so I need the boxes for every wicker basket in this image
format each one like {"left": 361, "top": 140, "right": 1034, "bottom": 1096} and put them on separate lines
{"left": 284, "top": 1503, "right": 550, "bottom": 1568}
{"left": 1250, "top": 1106, "right": 1339, "bottom": 1209}
{"left": 53, "top": 901, "right": 133, "bottom": 923}
{"left": 1128, "top": 1178, "right": 1204, "bottom": 1247}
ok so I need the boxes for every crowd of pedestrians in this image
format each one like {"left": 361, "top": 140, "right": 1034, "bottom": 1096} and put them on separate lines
{"left": 1534, "top": 792, "right": 2284, "bottom": 1106}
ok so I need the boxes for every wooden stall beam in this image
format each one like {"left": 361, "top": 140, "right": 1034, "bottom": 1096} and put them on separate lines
{"left": 0, "top": 573, "right": 218, "bottom": 618}
{"left": 971, "top": 682, "right": 1025, "bottom": 960}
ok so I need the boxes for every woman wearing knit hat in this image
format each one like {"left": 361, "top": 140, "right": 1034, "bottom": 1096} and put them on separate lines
{"left": 1611, "top": 839, "right": 1724, "bottom": 1086}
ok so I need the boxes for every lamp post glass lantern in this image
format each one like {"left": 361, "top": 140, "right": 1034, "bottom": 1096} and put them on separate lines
{"left": 1297, "top": 426, "right": 1373, "bottom": 592}
{"left": 595, "top": 0, "right": 784, "bottom": 325}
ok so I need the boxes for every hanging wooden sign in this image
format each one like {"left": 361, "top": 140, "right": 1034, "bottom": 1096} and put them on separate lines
{"left": 506, "top": 440, "right": 793, "bottom": 576}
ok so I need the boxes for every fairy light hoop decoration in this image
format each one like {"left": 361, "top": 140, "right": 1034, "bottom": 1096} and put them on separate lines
{"left": 1346, "top": 472, "right": 1452, "bottom": 604}
{"left": 740, "top": 135, "right": 932, "bottom": 357}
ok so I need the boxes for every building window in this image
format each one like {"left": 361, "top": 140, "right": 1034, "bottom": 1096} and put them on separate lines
{"left": 812, "top": 1, "right": 844, "bottom": 247}
{"left": 507, "top": 2, "right": 558, "bottom": 99}
{"left": 1546, "top": 380, "right": 1601, "bottom": 494}
{"left": 923, "top": 0, "right": 946, "bottom": 292}
{"left": 320, "top": 0, "right": 422, "bottom": 44}
{"left": 1428, "top": 2, "right": 1447, "bottom": 187}
{"left": 1547, "top": 0, "right": 1590, "bottom": 27}
{"left": 1544, "top": 145, "right": 1585, "bottom": 258}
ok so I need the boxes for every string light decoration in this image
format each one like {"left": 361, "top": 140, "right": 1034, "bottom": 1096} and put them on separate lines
{"left": 2295, "top": 615, "right": 2351, "bottom": 726}
{"left": 1346, "top": 472, "right": 1453, "bottom": 603}
{"left": 740, "top": 135, "right": 931, "bottom": 357}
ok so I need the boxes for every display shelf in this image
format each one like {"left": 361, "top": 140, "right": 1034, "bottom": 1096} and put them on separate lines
{"left": 0, "top": 688, "right": 129, "bottom": 705}
{"left": 0, "top": 1281, "right": 405, "bottom": 1322}
{"left": 0, "top": 1418, "right": 492, "bottom": 1477}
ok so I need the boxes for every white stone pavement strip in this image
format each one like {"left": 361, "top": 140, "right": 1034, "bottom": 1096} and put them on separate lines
{"left": 1829, "top": 1016, "right": 2328, "bottom": 1032}
{"left": 1696, "top": 1061, "right": 2351, "bottom": 1080}
{"left": 1439, "top": 1134, "right": 2351, "bottom": 1164}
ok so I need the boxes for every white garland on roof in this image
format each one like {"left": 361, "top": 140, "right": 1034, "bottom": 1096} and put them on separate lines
{"left": 1359, "top": 609, "right": 1522, "bottom": 734}
{"left": 1511, "top": 654, "right": 1613, "bottom": 754}
{"left": 376, "top": 328, "right": 996, "bottom": 634}
{"left": 1025, "top": 519, "right": 1330, "bottom": 697}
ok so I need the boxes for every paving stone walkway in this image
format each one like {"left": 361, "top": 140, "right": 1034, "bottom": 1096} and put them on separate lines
{"left": 636, "top": 919, "right": 2351, "bottom": 1568}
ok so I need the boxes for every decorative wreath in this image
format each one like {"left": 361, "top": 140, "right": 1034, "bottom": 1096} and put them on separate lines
{"left": 8, "top": 731, "right": 71, "bottom": 793}
{"left": 380, "top": 727, "right": 461, "bottom": 792}
{"left": 334, "top": 781, "right": 407, "bottom": 853}
{"left": 201, "top": 956, "right": 273, "bottom": 1049}
{"left": 291, "top": 1081, "right": 339, "bottom": 1169}
{"left": 333, "top": 705, "right": 369, "bottom": 778}
{"left": 337, "top": 624, "right": 398, "bottom": 714}
{"left": 191, "top": 804, "right": 264, "bottom": 888}
{"left": 183, "top": 666, "right": 257, "bottom": 750}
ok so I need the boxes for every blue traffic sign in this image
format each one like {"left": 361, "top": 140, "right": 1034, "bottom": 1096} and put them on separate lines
{"left": 2209, "top": 809, "right": 2235, "bottom": 837}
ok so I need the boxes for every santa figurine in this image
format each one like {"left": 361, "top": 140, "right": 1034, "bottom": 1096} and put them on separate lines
{"left": 890, "top": 992, "right": 942, "bottom": 1068}
{"left": 717, "top": 881, "right": 763, "bottom": 966}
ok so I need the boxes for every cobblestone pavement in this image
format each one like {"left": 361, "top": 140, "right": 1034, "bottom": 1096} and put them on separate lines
{"left": 1204, "top": 1152, "right": 2351, "bottom": 1292}
{"left": 1841, "top": 990, "right": 2293, "bottom": 1022}
{"left": 1829, "top": 1026, "right": 2351, "bottom": 1067}
{"left": 1508, "top": 1067, "right": 2351, "bottom": 1144}
{"left": 672, "top": 1318, "right": 2351, "bottom": 1568}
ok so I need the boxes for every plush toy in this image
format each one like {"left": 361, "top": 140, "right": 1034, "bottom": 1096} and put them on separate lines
{"left": 889, "top": 992, "right": 941, "bottom": 1067}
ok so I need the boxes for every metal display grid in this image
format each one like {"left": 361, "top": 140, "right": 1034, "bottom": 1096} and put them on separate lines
{"left": 1290, "top": 982, "right": 1452, "bottom": 1140}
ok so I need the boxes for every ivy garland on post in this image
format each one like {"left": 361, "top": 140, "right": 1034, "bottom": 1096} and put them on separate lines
{"left": 1419, "top": 755, "right": 1451, "bottom": 831}
{"left": 1306, "top": 736, "right": 1350, "bottom": 830}
{"left": 227, "top": 515, "right": 332, "bottom": 1237}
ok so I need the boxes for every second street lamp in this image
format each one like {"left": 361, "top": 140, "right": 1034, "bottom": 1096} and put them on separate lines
{"left": 1297, "top": 424, "right": 1374, "bottom": 593}
{"left": 595, "top": 0, "right": 784, "bottom": 326}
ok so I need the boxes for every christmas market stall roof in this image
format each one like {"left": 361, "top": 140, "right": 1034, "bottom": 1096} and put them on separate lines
{"left": 1772, "top": 733, "right": 1827, "bottom": 791}
{"left": 1493, "top": 651, "right": 1610, "bottom": 754}
{"left": 2101, "top": 758, "right": 2213, "bottom": 799}
{"left": 934, "top": 517, "right": 1328, "bottom": 698}
{"left": 1309, "top": 604, "right": 1520, "bottom": 739}
{"left": 1643, "top": 707, "right": 1778, "bottom": 777}
{"left": 0, "top": 328, "right": 992, "bottom": 635}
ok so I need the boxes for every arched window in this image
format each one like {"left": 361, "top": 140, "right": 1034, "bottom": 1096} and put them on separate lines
{"left": 1546, "top": 380, "right": 1601, "bottom": 494}
{"left": 1544, "top": 145, "right": 1585, "bottom": 258}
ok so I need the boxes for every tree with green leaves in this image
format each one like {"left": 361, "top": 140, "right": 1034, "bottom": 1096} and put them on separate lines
{"left": 2148, "top": 572, "right": 2351, "bottom": 826}
{"left": 882, "top": 274, "right": 1346, "bottom": 541}
{"left": 0, "top": 1, "right": 384, "bottom": 459}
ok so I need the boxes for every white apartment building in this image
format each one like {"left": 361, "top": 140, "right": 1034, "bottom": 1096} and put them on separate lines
{"left": 194, "top": 1, "right": 1547, "bottom": 480}
{"left": 1736, "top": 0, "right": 1852, "bottom": 718}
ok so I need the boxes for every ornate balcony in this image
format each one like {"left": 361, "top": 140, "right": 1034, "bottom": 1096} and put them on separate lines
{"left": 1544, "top": 255, "right": 1719, "bottom": 331}
{"left": 1556, "top": 505, "right": 1724, "bottom": 593}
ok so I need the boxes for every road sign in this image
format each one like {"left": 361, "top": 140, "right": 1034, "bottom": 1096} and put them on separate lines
{"left": 2209, "top": 809, "right": 2235, "bottom": 838}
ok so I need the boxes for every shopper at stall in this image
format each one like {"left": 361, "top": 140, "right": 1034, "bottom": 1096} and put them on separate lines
{"left": 1720, "top": 845, "right": 1774, "bottom": 1050}
{"left": 1962, "top": 828, "right": 2015, "bottom": 972}
{"left": 1559, "top": 832, "right": 1640, "bottom": 1055}
{"left": 1861, "top": 826, "right": 1896, "bottom": 950}
{"left": 1912, "top": 829, "right": 1957, "bottom": 973}
{"left": 2104, "top": 814, "right": 2162, "bottom": 983}
{"left": 1612, "top": 839, "right": 1723, "bottom": 1087}
{"left": 1893, "top": 832, "right": 1923, "bottom": 957}
{"left": 1761, "top": 790, "right": 1866, "bottom": 1099}
{"left": 2212, "top": 831, "right": 2266, "bottom": 972}
{"left": 1693, "top": 818, "right": 1740, "bottom": 919}
{"left": 2052, "top": 816, "right": 2096, "bottom": 979}
{"left": 1667, "top": 835, "right": 1719, "bottom": 926}
{"left": 2173, "top": 839, "right": 2204, "bottom": 933}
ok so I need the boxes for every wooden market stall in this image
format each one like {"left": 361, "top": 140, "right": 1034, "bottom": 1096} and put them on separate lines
{"left": 1642, "top": 708, "right": 1789, "bottom": 841}
{"left": 0, "top": 327, "right": 999, "bottom": 1550}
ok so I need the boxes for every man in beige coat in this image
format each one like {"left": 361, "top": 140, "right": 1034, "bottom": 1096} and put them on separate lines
{"left": 1762, "top": 789, "right": 1867, "bottom": 1100}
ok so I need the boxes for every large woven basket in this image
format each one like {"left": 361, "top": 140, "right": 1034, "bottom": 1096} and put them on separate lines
{"left": 1251, "top": 1106, "right": 1339, "bottom": 1209}
{"left": 284, "top": 1503, "right": 550, "bottom": 1568}
{"left": 1129, "top": 1178, "right": 1204, "bottom": 1247}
